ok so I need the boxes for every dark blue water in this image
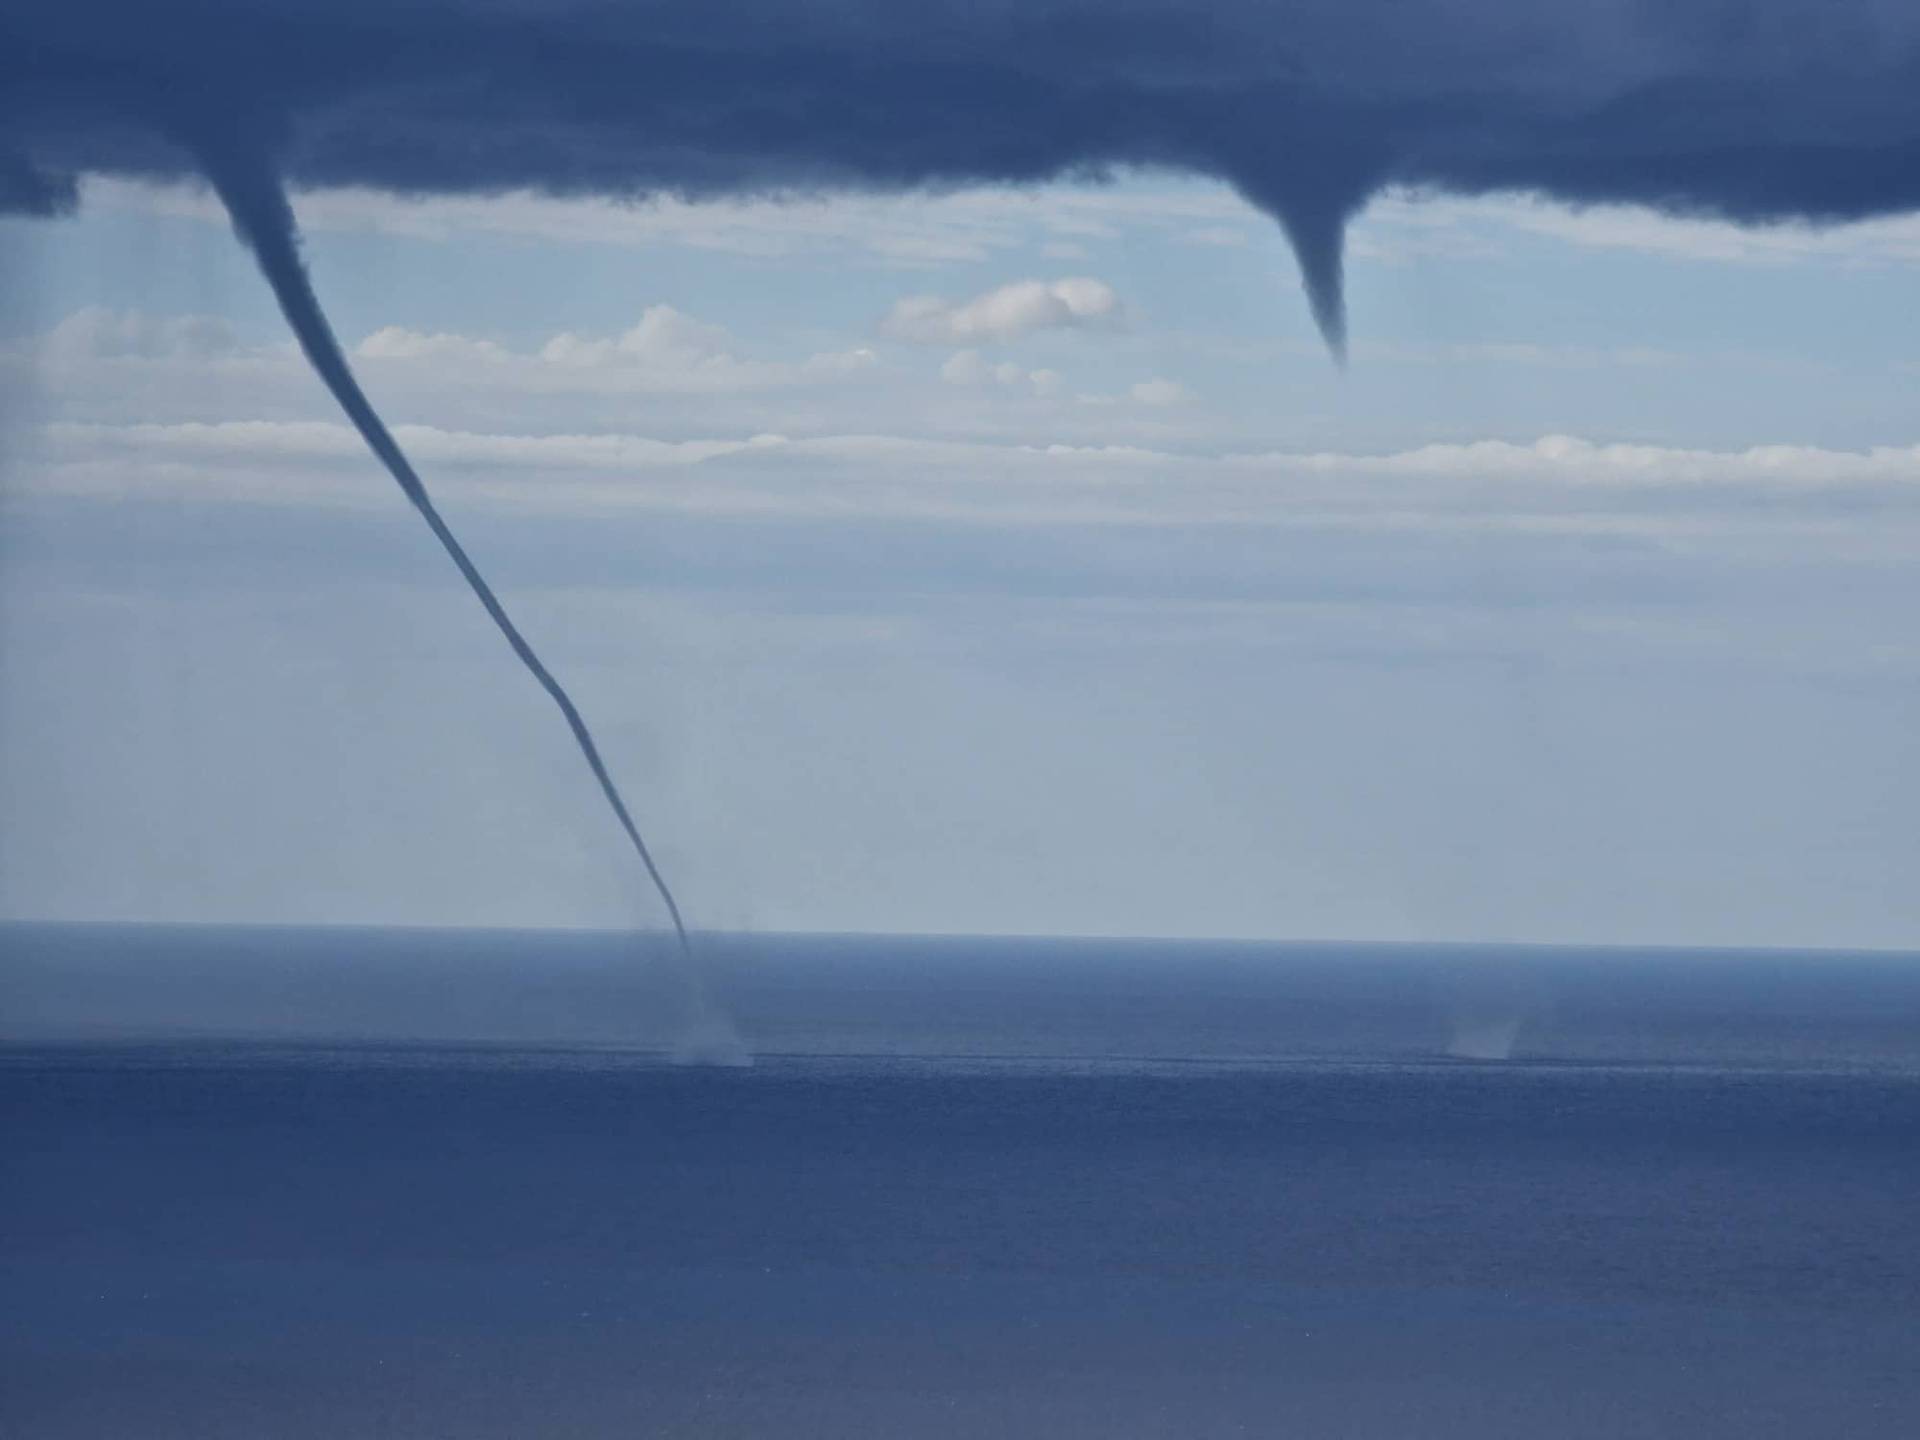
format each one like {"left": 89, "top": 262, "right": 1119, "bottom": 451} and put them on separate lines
{"left": 5, "top": 924, "right": 1919, "bottom": 1437}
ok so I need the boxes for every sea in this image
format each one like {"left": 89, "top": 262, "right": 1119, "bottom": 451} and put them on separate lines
{"left": 4, "top": 922, "right": 1918, "bottom": 1438}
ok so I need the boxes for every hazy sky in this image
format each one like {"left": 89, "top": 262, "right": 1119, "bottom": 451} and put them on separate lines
{"left": 4, "top": 174, "right": 1920, "bottom": 945}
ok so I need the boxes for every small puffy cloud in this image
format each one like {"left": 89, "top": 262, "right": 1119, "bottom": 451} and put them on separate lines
{"left": 335, "top": 305, "right": 875, "bottom": 395}
{"left": 940, "top": 349, "right": 1064, "bottom": 396}
{"left": 15, "top": 305, "right": 878, "bottom": 418}
{"left": 536, "top": 305, "right": 875, "bottom": 390}
{"left": 883, "top": 277, "right": 1122, "bottom": 344}
{"left": 1129, "top": 378, "right": 1189, "bottom": 407}
{"left": 1078, "top": 377, "right": 1192, "bottom": 408}
{"left": 41, "top": 307, "right": 238, "bottom": 363}
{"left": 357, "top": 326, "right": 508, "bottom": 363}
{"left": 539, "top": 304, "right": 732, "bottom": 368}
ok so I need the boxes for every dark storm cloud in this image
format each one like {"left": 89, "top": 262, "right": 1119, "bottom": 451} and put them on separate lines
{"left": 6, "top": 0, "right": 1920, "bottom": 351}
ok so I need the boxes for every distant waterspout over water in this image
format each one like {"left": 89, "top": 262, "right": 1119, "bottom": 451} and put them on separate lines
{"left": 1440, "top": 960, "right": 1550, "bottom": 1061}
{"left": 1446, "top": 1009, "right": 1525, "bottom": 1061}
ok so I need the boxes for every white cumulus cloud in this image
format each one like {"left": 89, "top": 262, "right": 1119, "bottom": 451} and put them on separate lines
{"left": 39, "top": 307, "right": 240, "bottom": 363}
{"left": 1128, "top": 378, "right": 1189, "bottom": 407}
{"left": 940, "top": 349, "right": 1064, "bottom": 396}
{"left": 883, "top": 277, "right": 1122, "bottom": 343}
{"left": 357, "top": 327, "right": 509, "bottom": 364}
{"left": 340, "top": 305, "right": 877, "bottom": 395}
{"left": 531, "top": 306, "right": 875, "bottom": 390}
{"left": 539, "top": 305, "right": 734, "bottom": 368}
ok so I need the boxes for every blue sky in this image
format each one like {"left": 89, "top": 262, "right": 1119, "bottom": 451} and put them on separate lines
{"left": 4, "top": 173, "right": 1920, "bottom": 944}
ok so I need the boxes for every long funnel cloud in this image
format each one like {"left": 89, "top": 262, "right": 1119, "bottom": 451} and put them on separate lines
{"left": 193, "top": 136, "right": 692, "bottom": 954}
{"left": 6, "top": 2, "right": 1920, "bottom": 357}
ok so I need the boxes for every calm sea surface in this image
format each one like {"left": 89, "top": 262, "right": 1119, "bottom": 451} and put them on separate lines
{"left": 5, "top": 923, "right": 1919, "bottom": 1437}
